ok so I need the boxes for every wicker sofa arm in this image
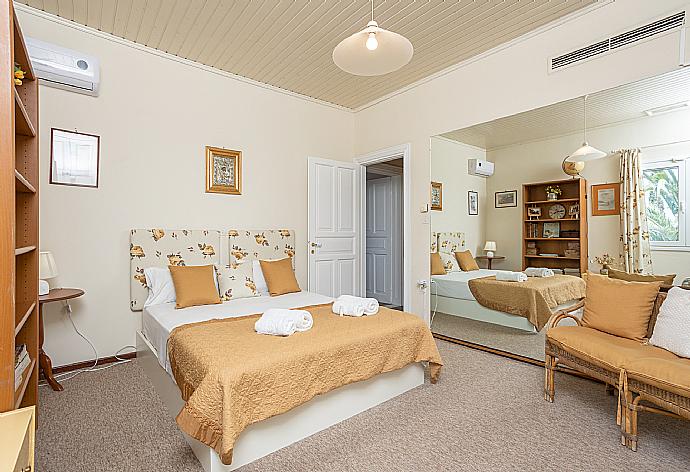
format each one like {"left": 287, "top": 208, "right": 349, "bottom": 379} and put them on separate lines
{"left": 545, "top": 300, "right": 585, "bottom": 330}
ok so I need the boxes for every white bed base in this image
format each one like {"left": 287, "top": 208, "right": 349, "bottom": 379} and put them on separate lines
{"left": 433, "top": 295, "right": 538, "bottom": 333}
{"left": 136, "top": 331, "right": 424, "bottom": 471}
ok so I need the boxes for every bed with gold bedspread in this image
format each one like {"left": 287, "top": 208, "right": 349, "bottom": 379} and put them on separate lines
{"left": 167, "top": 304, "right": 443, "bottom": 465}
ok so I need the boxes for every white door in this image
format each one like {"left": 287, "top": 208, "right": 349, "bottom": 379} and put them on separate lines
{"left": 366, "top": 177, "right": 393, "bottom": 304}
{"left": 308, "top": 157, "right": 359, "bottom": 298}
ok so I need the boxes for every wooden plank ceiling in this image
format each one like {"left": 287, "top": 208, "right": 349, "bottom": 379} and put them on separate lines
{"left": 442, "top": 68, "right": 690, "bottom": 150}
{"left": 18, "top": 0, "right": 597, "bottom": 109}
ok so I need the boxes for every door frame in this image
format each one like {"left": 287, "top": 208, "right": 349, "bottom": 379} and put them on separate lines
{"left": 356, "top": 143, "right": 411, "bottom": 312}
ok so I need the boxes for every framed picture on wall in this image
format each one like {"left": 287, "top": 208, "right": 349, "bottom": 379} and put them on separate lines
{"left": 431, "top": 182, "right": 442, "bottom": 210}
{"left": 206, "top": 146, "right": 242, "bottom": 195}
{"left": 468, "top": 191, "right": 479, "bottom": 215}
{"left": 592, "top": 183, "right": 620, "bottom": 216}
{"left": 50, "top": 128, "right": 100, "bottom": 188}
{"left": 495, "top": 190, "right": 517, "bottom": 208}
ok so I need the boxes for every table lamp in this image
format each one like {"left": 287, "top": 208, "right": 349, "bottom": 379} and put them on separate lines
{"left": 39, "top": 251, "right": 58, "bottom": 296}
{"left": 483, "top": 241, "right": 497, "bottom": 258}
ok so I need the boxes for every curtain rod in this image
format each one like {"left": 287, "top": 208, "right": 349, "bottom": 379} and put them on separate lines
{"left": 611, "top": 138, "right": 690, "bottom": 154}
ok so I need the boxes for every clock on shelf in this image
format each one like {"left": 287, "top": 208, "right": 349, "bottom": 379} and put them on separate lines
{"left": 548, "top": 203, "right": 566, "bottom": 219}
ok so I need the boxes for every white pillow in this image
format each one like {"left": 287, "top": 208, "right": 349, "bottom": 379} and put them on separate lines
{"left": 143, "top": 267, "right": 176, "bottom": 307}
{"left": 649, "top": 287, "right": 690, "bottom": 358}
{"left": 439, "top": 252, "right": 460, "bottom": 273}
{"left": 252, "top": 260, "right": 269, "bottom": 296}
{"left": 217, "top": 263, "right": 259, "bottom": 301}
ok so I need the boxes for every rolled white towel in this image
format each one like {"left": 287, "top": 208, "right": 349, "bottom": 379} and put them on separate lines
{"left": 335, "top": 295, "right": 380, "bottom": 315}
{"left": 255, "top": 309, "right": 313, "bottom": 336}
{"left": 332, "top": 300, "right": 366, "bottom": 317}
{"left": 496, "top": 271, "right": 528, "bottom": 282}
{"left": 525, "top": 267, "right": 555, "bottom": 278}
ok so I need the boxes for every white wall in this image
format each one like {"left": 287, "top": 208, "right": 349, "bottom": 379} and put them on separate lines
{"left": 485, "top": 111, "right": 690, "bottom": 283}
{"left": 19, "top": 11, "right": 354, "bottom": 367}
{"left": 354, "top": 0, "right": 687, "bottom": 321}
{"left": 430, "top": 137, "right": 488, "bottom": 256}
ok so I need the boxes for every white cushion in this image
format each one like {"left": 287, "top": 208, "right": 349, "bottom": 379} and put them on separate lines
{"left": 143, "top": 267, "right": 176, "bottom": 307}
{"left": 439, "top": 252, "right": 460, "bottom": 273}
{"left": 649, "top": 287, "right": 690, "bottom": 358}
{"left": 217, "top": 263, "right": 259, "bottom": 301}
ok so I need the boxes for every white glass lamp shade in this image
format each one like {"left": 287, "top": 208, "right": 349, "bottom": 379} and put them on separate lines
{"left": 483, "top": 241, "right": 497, "bottom": 252}
{"left": 333, "top": 21, "right": 413, "bottom": 76}
{"left": 567, "top": 143, "right": 607, "bottom": 162}
{"left": 39, "top": 251, "right": 58, "bottom": 279}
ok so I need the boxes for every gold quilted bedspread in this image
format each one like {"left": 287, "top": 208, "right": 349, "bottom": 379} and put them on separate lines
{"left": 468, "top": 275, "right": 586, "bottom": 330}
{"left": 167, "top": 304, "right": 443, "bottom": 465}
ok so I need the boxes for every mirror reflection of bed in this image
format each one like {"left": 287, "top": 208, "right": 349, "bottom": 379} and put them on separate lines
{"left": 429, "top": 66, "right": 690, "bottom": 362}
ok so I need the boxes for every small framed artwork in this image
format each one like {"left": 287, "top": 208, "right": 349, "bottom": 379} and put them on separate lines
{"left": 543, "top": 222, "right": 561, "bottom": 238}
{"left": 468, "top": 191, "right": 479, "bottom": 215}
{"left": 206, "top": 146, "right": 242, "bottom": 195}
{"left": 592, "top": 183, "right": 620, "bottom": 216}
{"left": 50, "top": 128, "right": 100, "bottom": 188}
{"left": 528, "top": 206, "right": 541, "bottom": 220}
{"left": 569, "top": 203, "right": 580, "bottom": 219}
{"left": 431, "top": 182, "right": 442, "bottom": 211}
{"left": 495, "top": 190, "right": 517, "bottom": 208}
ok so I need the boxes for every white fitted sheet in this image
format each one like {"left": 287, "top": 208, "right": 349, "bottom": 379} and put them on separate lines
{"left": 431, "top": 269, "right": 503, "bottom": 300}
{"left": 142, "top": 291, "right": 334, "bottom": 374}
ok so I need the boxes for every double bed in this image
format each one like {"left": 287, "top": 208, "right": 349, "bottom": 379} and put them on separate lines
{"left": 132, "top": 228, "right": 442, "bottom": 471}
{"left": 431, "top": 232, "right": 584, "bottom": 333}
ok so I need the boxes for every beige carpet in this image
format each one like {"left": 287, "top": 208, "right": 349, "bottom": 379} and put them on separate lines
{"left": 37, "top": 341, "right": 690, "bottom": 471}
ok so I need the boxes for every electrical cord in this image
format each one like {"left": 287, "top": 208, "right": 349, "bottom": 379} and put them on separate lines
{"left": 39, "top": 301, "right": 136, "bottom": 387}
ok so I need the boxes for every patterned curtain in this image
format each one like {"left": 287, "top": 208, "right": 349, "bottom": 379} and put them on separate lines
{"left": 619, "top": 149, "right": 654, "bottom": 274}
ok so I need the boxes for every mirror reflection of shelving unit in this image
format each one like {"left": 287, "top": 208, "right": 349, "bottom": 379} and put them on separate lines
{"left": 522, "top": 178, "right": 588, "bottom": 276}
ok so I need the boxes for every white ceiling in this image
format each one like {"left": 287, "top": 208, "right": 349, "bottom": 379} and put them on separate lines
{"left": 441, "top": 67, "right": 690, "bottom": 150}
{"left": 17, "top": 0, "right": 597, "bottom": 109}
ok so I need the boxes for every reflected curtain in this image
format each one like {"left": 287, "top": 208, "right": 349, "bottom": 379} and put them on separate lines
{"left": 619, "top": 149, "right": 653, "bottom": 274}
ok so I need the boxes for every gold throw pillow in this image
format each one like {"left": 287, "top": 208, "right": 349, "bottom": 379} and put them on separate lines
{"left": 431, "top": 252, "right": 446, "bottom": 275}
{"left": 455, "top": 250, "right": 479, "bottom": 271}
{"left": 169, "top": 265, "right": 221, "bottom": 309}
{"left": 260, "top": 257, "right": 301, "bottom": 296}
{"left": 607, "top": 267, "right": 675, "bottom": 286}
{"left": 582, "top": 273, "right": 661, "bottom": 341}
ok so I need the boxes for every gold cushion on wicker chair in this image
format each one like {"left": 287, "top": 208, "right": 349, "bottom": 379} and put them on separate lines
{"left": 624, "top": 357, "right": 690, "bottom": 398}
{"left": 607, "top": 268, "right": 676, "bottom": 286}
{"left": 547, "top": 326, "right": 678, "bottom": 369}
{"left": 582, "top": 274, "right": 661, "bottom": 342}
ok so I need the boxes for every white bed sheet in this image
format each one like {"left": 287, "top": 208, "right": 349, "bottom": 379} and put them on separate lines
{"left": 431, "top": 269, "right": 500, "bottom": 300}
{"left": 142, "top": 291, "right": 334, "bottom": 374}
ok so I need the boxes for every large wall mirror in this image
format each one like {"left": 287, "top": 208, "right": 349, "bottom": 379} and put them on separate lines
{"left": 429, "top": 67, "right": 690, "bottom": 362}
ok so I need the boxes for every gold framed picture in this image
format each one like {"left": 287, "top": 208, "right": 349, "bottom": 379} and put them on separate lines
{"left": 431, "top": 181, "right": 442, "bottom": 211}
{"left": 591, "top": 183, "right": 620, "bottom": 216}
{"left": 206, "top": 146, "right": 242, "bottom": 195}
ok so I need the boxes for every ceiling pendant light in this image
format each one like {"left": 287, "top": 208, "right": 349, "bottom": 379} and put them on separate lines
{"left": 333, "top": 0, "right": 413, "bottom": 76}
{"left": 567, "top": 95, "right": 607, "bottom": 162}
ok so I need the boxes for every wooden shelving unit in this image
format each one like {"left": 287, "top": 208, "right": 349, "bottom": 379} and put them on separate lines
{"left": 522, "top": 178, "right": 588, "bottom": 275}
{"left": 1, "top": 1, "right": 39, "bottom": 414}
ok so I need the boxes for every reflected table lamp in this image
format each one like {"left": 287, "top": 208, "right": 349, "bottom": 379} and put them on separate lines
{"left": 483, "top": 241, "right": 497, "bottom": 258}
{"left": 39, "top": 251, "right": 58, "bottom": 296}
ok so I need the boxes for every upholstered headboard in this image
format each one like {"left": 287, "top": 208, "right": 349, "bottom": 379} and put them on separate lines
{"left": 129, "top": 229, "right": 221, "bottom": 311}
{"left": 227, "top": 229, "right": 295, "bottom": 266}
{"left": 436, "top": 232, "right": 466, "bottom": 254}
{"left": 129, "top": 228, "right": 296, "bottom": 311}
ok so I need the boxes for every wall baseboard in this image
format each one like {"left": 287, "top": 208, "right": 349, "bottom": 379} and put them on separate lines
{"left": 51, "top": 352, "right": 137, "bottom": 375}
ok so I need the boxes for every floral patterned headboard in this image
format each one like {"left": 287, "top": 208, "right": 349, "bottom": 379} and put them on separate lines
{"left": 129, "top": 229, "right": 221, "bottom": 311}
{"left": 436, "top": 232, "right": 466, "bottom": 254}
{"left": 227, "top": 229, "right": 295, "bottom": 267}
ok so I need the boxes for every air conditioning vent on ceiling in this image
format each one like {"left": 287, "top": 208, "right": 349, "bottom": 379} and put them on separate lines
{"left": 550, "top": 11, "right": 686, "bottom": 71}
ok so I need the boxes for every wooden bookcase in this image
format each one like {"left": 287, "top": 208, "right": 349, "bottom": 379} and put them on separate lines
{"left": 522, "top": 178, "right": 588, "bottom": 275}
{"left": 1, "top": 1, "right": 39, "bottom": 413}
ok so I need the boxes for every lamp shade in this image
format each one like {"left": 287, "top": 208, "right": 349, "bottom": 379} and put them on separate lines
{"left": 39, "top": 251, "right": 58, "bottom": 279}
{"left": 567, "top": 143, "right": 607, "bottom": 162}
{"left": 483, "top": 241, "right": 497, "bottom": 252}
{"left": 333, "top": 21, "right": 413, "bottom": 76}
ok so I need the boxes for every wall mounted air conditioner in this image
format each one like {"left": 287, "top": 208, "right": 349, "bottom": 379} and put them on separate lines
{"left": 680, "top": 8, "right": 690, "bottom": 66}
{"left": 468, "top": 159, "right": 494, "bottom": 177}
{"left": 25, "top": 37, "right": 100, "bottom": 96}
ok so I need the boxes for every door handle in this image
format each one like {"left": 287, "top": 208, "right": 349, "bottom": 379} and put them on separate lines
{"left": 310, "top": 242, "right": 322, "bottom": 248}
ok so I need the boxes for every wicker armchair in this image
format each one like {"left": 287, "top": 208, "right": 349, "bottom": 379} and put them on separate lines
{"left": 544, "top": 293, "right": 690, "bottom": 451}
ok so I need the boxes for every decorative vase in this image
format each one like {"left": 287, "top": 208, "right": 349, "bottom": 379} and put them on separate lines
{"left": 547, "top": 192, "right": 558, "bottom": 201}
{"left": 600, "top": 264, "right": 609, "bottom": 276}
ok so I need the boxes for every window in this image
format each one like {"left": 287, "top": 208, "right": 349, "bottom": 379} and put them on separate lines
{"left": 642, "top": 159, "right": 688, "bottom": 248}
